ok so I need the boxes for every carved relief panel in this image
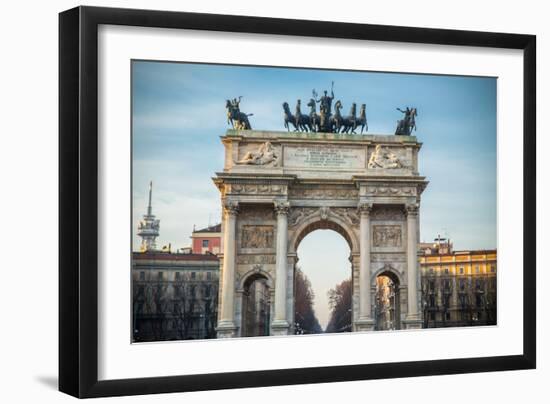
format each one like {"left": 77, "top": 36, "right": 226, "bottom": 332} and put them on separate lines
{"left": 370, "top": 205, "right": 406, "bottom": 253}
{"left": 241, "top": 225, "right": 274, "bottom": 249}
{"left": 373, "top": 225, "right": 402, "bottom": 247}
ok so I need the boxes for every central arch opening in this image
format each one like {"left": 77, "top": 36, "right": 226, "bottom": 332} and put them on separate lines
{"left": 294, "top": 222, "right": 352, "bottom": 335}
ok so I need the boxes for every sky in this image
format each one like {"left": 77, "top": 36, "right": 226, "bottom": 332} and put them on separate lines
{"left": 132, "top": 60, "right": 497, "bottom": 328}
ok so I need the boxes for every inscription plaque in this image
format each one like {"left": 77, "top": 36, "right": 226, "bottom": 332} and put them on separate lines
{"left": 284, "top": 146, "right": 366, "bottom": 169}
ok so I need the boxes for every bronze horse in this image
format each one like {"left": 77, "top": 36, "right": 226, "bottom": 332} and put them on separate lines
{"left": 282, "top": 102, "right": 298, "bottom": 131}
{"left": 226, "top": 99, "right": 253, "bottom": 130}
{"left": 306, "top": 98, "right": 320, "bottom": 132}
{"left": 294, "top": 99, "right": 312, "bottom": 132}
{"left": 356, "top": 104, "right": 368, "bottom": 134}
{"left": 330, "top": 100, "right": 344, "bottom": 133}
{"left": 341, "top": 103, "right": 357, "bottom": 134}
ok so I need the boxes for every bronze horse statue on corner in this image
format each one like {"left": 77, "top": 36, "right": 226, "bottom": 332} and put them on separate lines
{"left": 226, "top": 99, "right": 253, "bottom": 130}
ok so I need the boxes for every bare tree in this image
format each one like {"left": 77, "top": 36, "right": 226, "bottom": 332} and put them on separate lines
{"left": 326, "top": 278, "right": 352, "bottom": 333}
{"left": 294, "top": 267, "right": 322, "bottom": 334}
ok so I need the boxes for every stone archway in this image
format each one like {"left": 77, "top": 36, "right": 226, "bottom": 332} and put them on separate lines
{"left": 291, "top": 217, "right": 357, "bottom": 334}
{"left": 240, "top": 272, "right": 272, "bottom": 337}
{"left": 213, "top": 129, "right": 428, "bottom": 338}
{"left": 373, "top": 265, "right": 403, "bottom": 330}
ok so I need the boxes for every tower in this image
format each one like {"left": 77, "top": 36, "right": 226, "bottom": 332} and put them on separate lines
{"left": 137, "top": 181, "right": 160, "bottom": 252}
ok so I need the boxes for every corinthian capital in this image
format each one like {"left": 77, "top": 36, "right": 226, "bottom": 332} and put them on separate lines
{"left": 357, "top": 202, "right": 373, "bottom": 216}
{"left": 274, "top": 200, "right": 290, "bottom": 216}
{"left": 223, "top": 200, "right": 239, "bottom": 216}
{"left": 405, "top": 203, "right": 419, "bottom": 216}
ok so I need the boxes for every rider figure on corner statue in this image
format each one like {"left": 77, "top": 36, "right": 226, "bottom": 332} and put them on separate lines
{"left": 395, "top": 107, "right": 418, "bottom": 136}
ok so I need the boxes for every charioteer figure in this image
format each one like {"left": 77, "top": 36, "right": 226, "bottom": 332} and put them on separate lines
{"left": 395, "top": 107, "right": 418, "bottom": 136}
{"left": 313, "top": 81, "right": 335, "bottom": 132}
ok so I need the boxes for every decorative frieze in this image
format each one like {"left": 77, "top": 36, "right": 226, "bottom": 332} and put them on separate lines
{"left": 366, "top": 186, "right": 416, "bottom": 196}
{"left": 289, "top": 186, "right": 359, "bottom": 200}
{"left": 230, "top": 183, "right": 287, "bottom": 195}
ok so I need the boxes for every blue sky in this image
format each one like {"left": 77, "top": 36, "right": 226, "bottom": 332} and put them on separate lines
{"left": 132, "top": 60, "right": 497, "bottom": 327}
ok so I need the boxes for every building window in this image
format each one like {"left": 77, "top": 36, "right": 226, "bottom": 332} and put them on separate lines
{"left": 191, "top": 272, "right": 196, "bottom": 280}
{"left": 204, "top": 285, "right": 211, "bottom": 297}
{"left": 460, "top": 280, "right": 466, "bottom": 291}
{"left": 491, "top": 265, "right": 496, "bottom": 273}
{"left": 206, "top": 271, "right": 212, "bottom": 281}
{"left": 444, "top": 268, "right": 449, "bottom": 275}
{"left": 459, "top": 267, "right": 464, "bottom": 274}
{"left": 175, "top": 272, "right": 181, "bottom": 281}
{"left": 429, "top": 268, "right": 434, "bottom": 274}
{"left": 158, "top": 271, "right": 163, "bottom": 281}
{"left": 202, "top": 240, "right": 209, "bottom": 247}
{"left": 445, "top": 312, "right": 451, "bottom": 321}
{"left": 430, "top": 312, "right": 436, "bottom": 321}
{"left": 475, "top": 266, "right": 480, "bottom": 274}
{"left": 139, "top": 271, "right": 145, "bottom": 280}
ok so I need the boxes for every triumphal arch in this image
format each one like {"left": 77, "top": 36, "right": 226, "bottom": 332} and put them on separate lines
{"left": 214, "top": 129, "right": 428, "bottom": 337}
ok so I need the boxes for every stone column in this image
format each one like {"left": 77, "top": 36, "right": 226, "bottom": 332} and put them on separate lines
{"left": 272, "top": 201, "right": 290, "bottom": 335}
{"left": 355, "top": 203, "right": 374, "bottom": 331}
{"left": 217, "top": 200, "right": 239, "bottom": 337}
{"left": 404, "top": 203, "right": 422, "bottom": 328}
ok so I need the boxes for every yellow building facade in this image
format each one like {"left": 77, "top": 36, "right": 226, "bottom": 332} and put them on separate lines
{"left": 419, "top": 241, "right": 497, "bottom": 328}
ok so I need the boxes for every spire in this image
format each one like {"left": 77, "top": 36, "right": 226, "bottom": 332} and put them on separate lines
{"left": 138, "top": 180, "right": 160, "bottom": 252}
{"left": 147, "top": 181, "right": 153, "bottom": 216}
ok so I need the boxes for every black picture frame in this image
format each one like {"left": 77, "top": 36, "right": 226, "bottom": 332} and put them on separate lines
{"left": 59, "top": 5, "right": 536, "bottom": 398}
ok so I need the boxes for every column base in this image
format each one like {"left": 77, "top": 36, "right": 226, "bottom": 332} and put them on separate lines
{"left": 271, "top": 320, "right": 290, "bottom": 336}
{"left": 216, "top": 321, "right": 238, "bottom": 338}
{"left": 354, "top": 318, "right": 375, "bottom": 332}
{"left": 402, "top": 317, "right": 423, "bottom": 330}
